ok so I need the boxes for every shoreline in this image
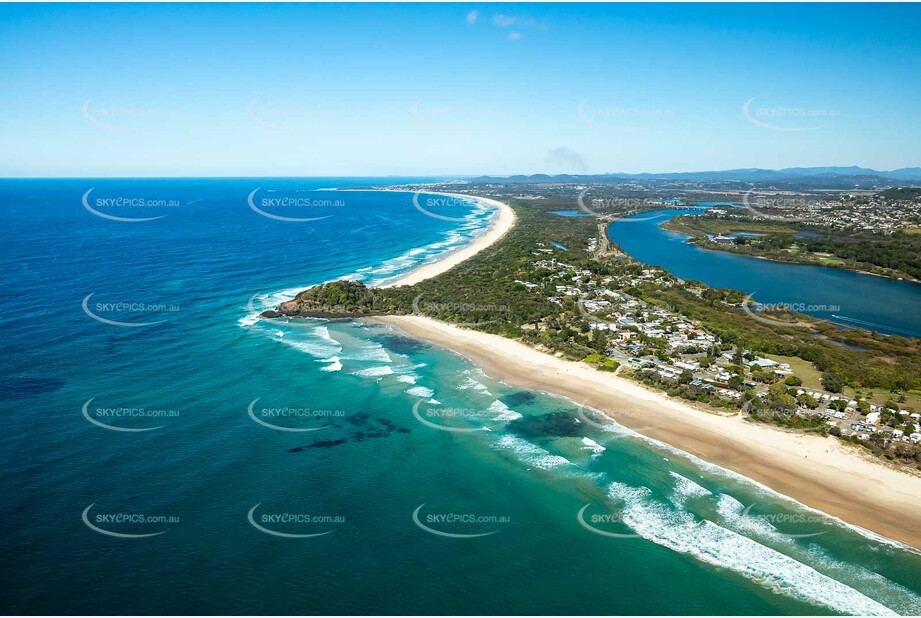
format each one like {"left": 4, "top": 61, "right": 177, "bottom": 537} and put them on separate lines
{"left": 376, "top": 191, "right": 516, "bottom": 288}
{"left": 372, "top": 314, "right": 921, "bottom": 550}
{"left": 663, "top": 219, "right": 921, "bottom": 284}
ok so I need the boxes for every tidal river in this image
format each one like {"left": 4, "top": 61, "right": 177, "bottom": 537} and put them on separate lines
{"left": 609, "top": 205, "right": 921, "bottom": 338}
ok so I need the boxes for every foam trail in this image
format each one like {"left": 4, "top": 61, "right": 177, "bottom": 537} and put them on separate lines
{"left": 352, "top": 365, "right": 393, "bottom": 378}
{"left": 340, "top": 342, "right": 392, "bottom": 363}
{"left": 581, "top": 437, "right": 606, "bottom": 457}
{"left": 716, "top": 495, "right": 921, "bottom": 615}
{"left": 488, "top": 400, "right": 522, "bottom": 422}
{"left": 669, "top": 471, "right": 711, "bottom": 502}
{"left": 495, "top": 434, "right": 571, "bottom": 470}
{"left": 590, "top": 409, "right": 921, "bottom": 556}
{"left": 272, "top": 326, "right": 342, "bottom": 359}
{"left": 319, "top": 356, "right": 342, "bottom": 372}
{"left": 606, "top": 482, "right": 895, "bottom": 616}
{"left": 831, "top": 315, "right": 919, "bottom": 337}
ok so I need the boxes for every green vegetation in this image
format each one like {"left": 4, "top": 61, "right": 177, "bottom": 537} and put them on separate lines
{"left": 268, "top": 280, "right": 395, "bottom": 317}
{"left": 285, "top": 194, "right": 921, "bottom": 395}
{"left": 584, "top": 354, "right": 619, "bottom": 371}
{"left": 624, "top": 280, "right": 921, "bottom": 393}
{"left": 879, "top": 187, "right": 921, "bottom": 200}
{"left": 838, "top": 433, "right": 921, "bottom": 467}
{"left": 665, "top": 214, "right": 921, "bottom": 281}
{"left": 270, "top": 188, "right": 921, "bottom": 468}
{"left": 664, "top": 217, "right": 798, "bottom": 237}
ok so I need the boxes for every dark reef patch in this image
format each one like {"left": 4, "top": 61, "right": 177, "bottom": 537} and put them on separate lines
{"left": 289, "top": 439, "right": 348, "bottom": 452}
{"left": 501, "top": 391, "right": 536, "bottom": 407}
{"left": 507, "top": 411, "right": 582, "bottom": 439}
{"left": 288, "top": 418, "right": 411, "bottom": 452}
{"left": 345, "top": 412, "right": 371, "bottom": 427}
{"left": 374, "top": 335, "right": 429, "bottom": 355}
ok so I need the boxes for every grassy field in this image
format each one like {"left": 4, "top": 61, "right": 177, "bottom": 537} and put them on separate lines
{"left": 810, "top": 252, "right": 848, "bottom": 267}
{"left": 766, "top": 353, "right": 921, "bottom": 411}
{"left": 765, "top": 354, "right": 825, "bottom": 390}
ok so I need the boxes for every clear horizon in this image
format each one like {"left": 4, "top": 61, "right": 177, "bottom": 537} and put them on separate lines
{"left": 2, "top": 165, "right": 919, "bottom": 180}
{"left": 2, "top": 3, "right": 919, "bottom": 177}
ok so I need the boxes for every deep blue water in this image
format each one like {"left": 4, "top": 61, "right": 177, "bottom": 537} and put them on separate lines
{"left": 610, "top": 207, "right": 921, "bottom": 338}
{"left": 1, "top": 180, "right": 920, "bottom": 615}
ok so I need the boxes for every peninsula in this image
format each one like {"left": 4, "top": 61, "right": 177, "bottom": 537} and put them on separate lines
{"left": 265, "top": 185, "right": 921, "bottom": 549}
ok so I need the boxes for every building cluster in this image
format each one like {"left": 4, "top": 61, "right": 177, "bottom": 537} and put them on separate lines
{"left": 516, "top": 246, "right": 920, "bottom": 446}
{"left": 725, "top": 193, "right": 921, "bottom": 233}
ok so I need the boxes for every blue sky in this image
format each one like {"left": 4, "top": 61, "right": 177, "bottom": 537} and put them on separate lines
{"left": 1, "top": 3, "right": 919, "bottom": 177}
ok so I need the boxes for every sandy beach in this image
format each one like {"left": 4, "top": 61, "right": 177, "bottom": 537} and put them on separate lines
{"left": 374, "top": 314, "right": 921, "bottom": 549}
{"left": 379, "top": 192, "right": 516, "bottom": 288}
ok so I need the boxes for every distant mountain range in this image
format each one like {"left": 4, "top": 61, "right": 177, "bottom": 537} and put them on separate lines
{"left": 471, "top": 167, "right": 921, "bottom": 187}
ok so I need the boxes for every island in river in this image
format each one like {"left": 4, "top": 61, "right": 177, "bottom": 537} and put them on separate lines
{"left": 662, "top": 211, "right": 921, "bottom": 283}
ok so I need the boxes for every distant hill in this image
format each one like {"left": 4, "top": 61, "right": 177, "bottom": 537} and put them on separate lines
{"left": 470, "top": 167, "right": 921, "bottom": 187}
{"left": 878, "top": 187, "right": 921, "bottom": 200}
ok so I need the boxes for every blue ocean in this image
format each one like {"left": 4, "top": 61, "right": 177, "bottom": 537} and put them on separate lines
{"left": 1, "top": 179, "right": 920, "bottom": 615}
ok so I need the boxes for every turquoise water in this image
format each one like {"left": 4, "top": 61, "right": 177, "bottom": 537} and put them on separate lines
{"left": 2, "top": 181, "right": 920, "bottom": 615}
{"left": 609, "top": 206, "right": 921, "bottom": 338}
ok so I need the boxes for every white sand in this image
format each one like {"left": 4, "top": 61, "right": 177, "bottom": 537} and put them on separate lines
{"left": 376, "top": 314, "right": 921, "bottom": 549}
{"left": 378, "top": 192, "right": 515, "bottom": 288}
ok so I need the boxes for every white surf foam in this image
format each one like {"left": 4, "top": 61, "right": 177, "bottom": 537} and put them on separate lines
{"left": 367, "top": 201, "right": 495, "bottom": 287}
{"left": 319, "top": 356, "right": 342, "bottom": 372}
{"left": 488, "top": 400, "right": 522, "bottom": 422}
{"left": 352, "top": 365, "right": 393, "bottom": 378}
{"left": 274, "top": 326, "right": 342, "bottom": 359}
{"left": 495, "top": 434, "right": 571, "bottom": 470}
{"left": 605, "top": 482, "right": 895, "bottom": 616}
{"left": 458, "top": 375, "right": 491, "bottom": 394}
{"left": 406, "top": 386, "right": 434, "bottom": 398}
{"left": 238, "top": 313, "right": 260, "bottom": 327}
{"left": 669, "top": 471, "right": 711, "bottom": 502}
{"left": 716, "top": 495, "right": 921, "bottom": 615}
{"left": 341, "top": 342, "right": 392, "bottom": 363}
{"left": 595, "top": 413, "right": 921, "bottom": 557}
{"left": 581, "top": 437, "right": 607, "bottom": 458}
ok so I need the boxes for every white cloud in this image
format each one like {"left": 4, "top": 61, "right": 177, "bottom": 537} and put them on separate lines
{"left": 545, "top": 147, "right": 588, "bottom": 173}
{"left": 508, "top": 32, "right": 523, "bottom": 41}
{"left": 466, "top": 10, "right": 478, "bottom": 26}
{"left": 494, "top": 14, "right": 518, "bottom": 28}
